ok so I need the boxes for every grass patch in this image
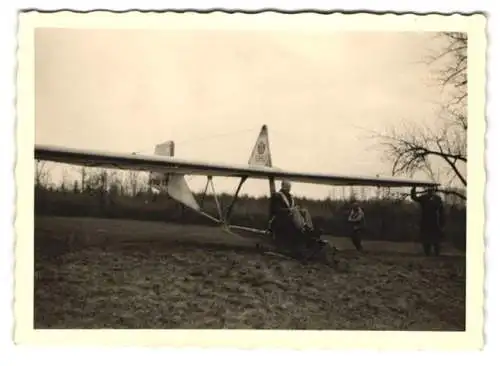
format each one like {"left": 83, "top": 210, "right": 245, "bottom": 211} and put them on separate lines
{"left": 34, "top": 216, "right": 466, "bottom": 330}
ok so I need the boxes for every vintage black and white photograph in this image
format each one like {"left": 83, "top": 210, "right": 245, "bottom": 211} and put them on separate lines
{"left": 15, "top": 11, "right": 485, "bottom": 347}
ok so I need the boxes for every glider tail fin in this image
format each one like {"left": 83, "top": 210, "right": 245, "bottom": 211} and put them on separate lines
{"left": 150, "top": 141, "right": 175, "bottom": 187}
{"left": 150, "top": 140, "right": 200, "bottom": 211}
{"left": 154, "top": 141, "right": 175, "bottom": 157}
{"left": 248, "top": 125, "right": 276, "bottom": 195}
{"left": 248, "top": 125, "right": 272, "bottom": 167}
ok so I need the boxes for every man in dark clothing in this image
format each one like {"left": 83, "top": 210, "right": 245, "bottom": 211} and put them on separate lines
{"left": 347, "top": 201, "right": 365, "bottom": 251}
{"left": 411, "top": 186, "right": 445, "bottom": 256}
{"left": 269, "top": 180, "right": 317, "bottom": 253}
{"left": 271, "top": 180, "right": 316, "bottom": 224}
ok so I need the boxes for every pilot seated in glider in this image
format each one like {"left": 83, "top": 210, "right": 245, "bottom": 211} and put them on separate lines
{"left": 269, "top": 180, "right": 320, "bottom": 244}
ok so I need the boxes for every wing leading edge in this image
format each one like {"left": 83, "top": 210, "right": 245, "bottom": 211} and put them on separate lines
{"left": 34, "top": 144, "right": 438, "bottom": 188}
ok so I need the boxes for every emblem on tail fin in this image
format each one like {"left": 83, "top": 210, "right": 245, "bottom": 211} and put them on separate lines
{"left": 248, "top": 125, "right": 272, "bottom": 167}
{"left": 257, "top": 141, "right": 266, "bottom": 155}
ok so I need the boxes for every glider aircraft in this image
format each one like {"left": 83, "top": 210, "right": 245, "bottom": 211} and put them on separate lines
{"left": 34, "top": 125, "right": 438, "bottom": 242}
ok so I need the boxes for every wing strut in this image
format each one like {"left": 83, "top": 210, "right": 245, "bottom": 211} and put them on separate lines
{"left": 175, "top": 174, "right": 267, "bottom": 238}
{"left": 224, "top": 176, "right": 248, "bottom": 224}
{"left": 208, "top": 177, "right": 224, "bottom": 221}
{"left": 269, "top": 177, "right": 276, "bottom": 196}
{"left": 199, "top": 177, "right": 211, "bottom": 210}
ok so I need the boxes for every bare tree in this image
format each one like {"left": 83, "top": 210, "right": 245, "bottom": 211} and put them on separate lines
{"left": 98, "top": 169, "right": 109, "bottom": 192}
{"left": 84, "top": 168, "right": 101, "bottom": 192}
{"left": 123, "top": 152, "right": 151, "bottom": 195}
{"left": 60, "top": 168, "right": 70, "bottom": 192}
{"left": 425, "top": 32, "right": 468, "bottom": 107}
{"left": 375, "top": 32, "right": 467, "bottom": 201}
{"left": 106, "top": 169, "right": 121, "bottom": 196}
{"left": 35, "top": 161, "right": 50, "bottom": 188}
{"left": 124, "top": 170, "right": 140, "bottom": 196}
{"left": 80, "top": 166, "right": 88, "bottom": 192}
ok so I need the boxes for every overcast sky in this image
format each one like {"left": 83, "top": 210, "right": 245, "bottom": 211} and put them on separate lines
{"left": 35, "top": 28, "right": 447, "bottom": 199}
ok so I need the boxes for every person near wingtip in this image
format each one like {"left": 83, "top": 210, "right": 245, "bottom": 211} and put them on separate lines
{"left": 347, "top": 200, "right": 365, "bottom": 251}
{"left": 410, "top": 186, "right": 445, "bottom": 256}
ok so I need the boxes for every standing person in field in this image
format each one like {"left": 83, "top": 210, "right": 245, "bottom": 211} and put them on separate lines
{"left": 410, "top": 186, "right": 445, "bottom": 256}
{"left": 347, "top": 201, "right": 365, "bottom": 251}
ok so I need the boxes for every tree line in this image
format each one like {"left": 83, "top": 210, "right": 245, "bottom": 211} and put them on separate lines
{"left": 35, "top": 162, "right": 466, "bottom": 251}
